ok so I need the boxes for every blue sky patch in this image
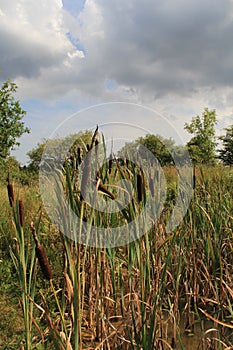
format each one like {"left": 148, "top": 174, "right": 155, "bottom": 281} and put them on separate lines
{"left": 62, "top": 0, "right": 86, "bottom": 16}
{"left": 66, "top": 31, "right": 86, "bottom": 56}
{"left": 105, "top": 79, "right": 118, "bottom": 91}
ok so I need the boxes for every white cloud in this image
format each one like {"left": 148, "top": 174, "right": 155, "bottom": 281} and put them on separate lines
{"left": 1, "top": 0, "right": 233, "bottom": 164}
{"left": 1, "top": 0, "right": 233, "bottom": 107}
{"left": 0, "top": 0, "right": 74, "bottom": 79}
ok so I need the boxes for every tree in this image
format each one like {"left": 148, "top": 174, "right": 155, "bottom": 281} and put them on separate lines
{"left": 119, "top": 134, "right": 187, "bottom": 166}
{"left": 184, "top": 108, "right": 217, "bottom": 164}
{"left": 218, "top": 125, "right": 233, "bottom": 165}
{"left": 0, "top": 80, "right": 30, "bottom": 159}
{"left": 0, "top": 156, "right": 20, "bottom": 183}
{"left": 27, "top": 130, "right": 94, "bottom": 172}
{"left": 27, "top": 142, "right": 46, "bottom": 172}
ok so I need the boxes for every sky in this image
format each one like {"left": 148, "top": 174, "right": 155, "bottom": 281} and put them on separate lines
{"left": 0, "top": 0, "right": 233, "bottom": 164}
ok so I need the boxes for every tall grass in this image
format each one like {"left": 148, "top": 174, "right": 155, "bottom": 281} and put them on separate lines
{"left": 1, "top": 131, "right": 233, "bottom": 349}
{"left": 6, "top": 178, "right": 37, "bottom": 350}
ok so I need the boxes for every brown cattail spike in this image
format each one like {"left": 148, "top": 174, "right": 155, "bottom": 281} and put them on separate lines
{"left": 18, "top": 199, "right": 24, "bottom": 227}
{"left": 30, "top": 222, "right": 52, "bottom": 280}
{"left": 137, "top": 173, "right": 143, "bottom": 202}
{"left": 97, "top": 182, "right": 115, "bottom": 200}
{"left": 109, "top": 154, "right": 113, "bottom": 174}
{"left": 35, "top": 243, "right": 52, "bottom": 280}
{"left": 7, "top": 183, "right": 15, "bottom": 207}
{"left": 77, "top": 146, "right": 82, "bottom": 164}
{"left": 90, "top": 125, "right": 99, "bottom": 148}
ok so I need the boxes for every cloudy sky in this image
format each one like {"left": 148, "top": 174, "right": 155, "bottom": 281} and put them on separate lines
{"left": 0, "top": 0, "right": 233, "bottom": 163}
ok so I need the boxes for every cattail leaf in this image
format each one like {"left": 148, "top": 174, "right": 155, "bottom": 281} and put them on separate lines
{"left": 18, "top": 199, "right": 24, "bottom": 227}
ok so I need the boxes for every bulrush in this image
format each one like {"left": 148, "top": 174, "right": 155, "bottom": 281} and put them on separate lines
{"left": 7, "top": 183, "right": 14, "bottom": 207}
{"left": 137, "top": 172, "right": 143, "bottom": 202}
{"left": 90, "top": 125, "right": 99, "bottom": 148}
{"left": 77, "top": 146, "right": 82, "bottom": 165}
{"left": 97, "top": 182, "right": 115, "bottom": 200}
{"left": 30, "top": 222, "right": 52, "bottom": 280}
{"left": 7, "top": 169, "right": 14, "bottom": 207}
{"left": 18, "top": 199, "right": 25, "bottom": 227}
{"left": 108, "top": 154, "right": 113, "bottom": 174}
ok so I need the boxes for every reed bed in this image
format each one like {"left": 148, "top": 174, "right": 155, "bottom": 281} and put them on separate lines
{"left": 1, "top": 131, "right": 233, "bottom": 349}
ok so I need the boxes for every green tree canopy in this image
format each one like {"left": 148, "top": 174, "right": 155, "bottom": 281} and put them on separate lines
{"left": 0, "top": 80, "right": 30, "bottom": 159}
{"left": 119, "top": 134, "right": 187, "bottom": 166}
{"left": 184, "top": 108, "right": 217, "bottom": 164}
{"left": 27, "top": 130, "right": 94, "bottom": 172}
{"left": 218, "top": 125, "right": 233, "bottom": 165}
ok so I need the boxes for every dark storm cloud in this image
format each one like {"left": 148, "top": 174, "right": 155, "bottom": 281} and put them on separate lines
{"left": 89, "top": 0, "right": 233, "bottom": 98}
{"left": 0, "top": 28, "right": 62, "bottom": 79}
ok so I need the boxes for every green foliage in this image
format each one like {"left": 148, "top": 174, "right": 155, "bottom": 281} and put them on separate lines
{"left": 0, "top": 156, "right": 20, "bottom": 183}
{"left": 184, "top": 108, "right": 217, "bottom": 164}
{"left": 27, "top": 142, "right": 46, "bottom": 172}
{"left": 0, "top": 80, "right": 30, "bottom": 159}
{"left": 0, "top": 157, "right": 36, "bottom": 185}
{"left": 119, "top": 134, "right": 187, "bottom": 166}
{"left": 218, "top": 125, "right": 233, "bottom": 165}
{"left": 138, "top": 134, "right": 175, "bottom": 166}
{"left": 27, "top": 130, "right": 93, "bottom": 172}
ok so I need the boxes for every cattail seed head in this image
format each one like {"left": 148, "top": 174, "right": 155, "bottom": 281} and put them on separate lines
{"left": 137, "top": 173, "right": 143, "bottom": 202}
{"left": 18, "top": 199, "right": 24, "bottom": 227}
{"left": 108, "top": 159, "right": 113, "bottom": 174}
{"left": 77, "top": 146, "right": 82, "bottom": 164}
{"left": 109, "top": 154, "right": 113, "bottom": 174}
{"left": 36, "top": 242, "right": 52, "bottom": 280}
{"left": 193, "top": 164, "right": 196, "bottom": 190}
{"left": 98, "top": 183, "right": 115, "bottom": 200}
{"left": 30, "top": 222, "right": 52, "bottom": 280}
{"left": 7, "top": 183, "right": 15, "bottom": 207}
{"left": 91, "top": 125, "right": 99, "bottom": 148}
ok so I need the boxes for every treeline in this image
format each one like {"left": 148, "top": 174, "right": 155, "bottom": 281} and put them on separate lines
{"left": 0, "top": 80, "right": 233, "bottom": 184}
